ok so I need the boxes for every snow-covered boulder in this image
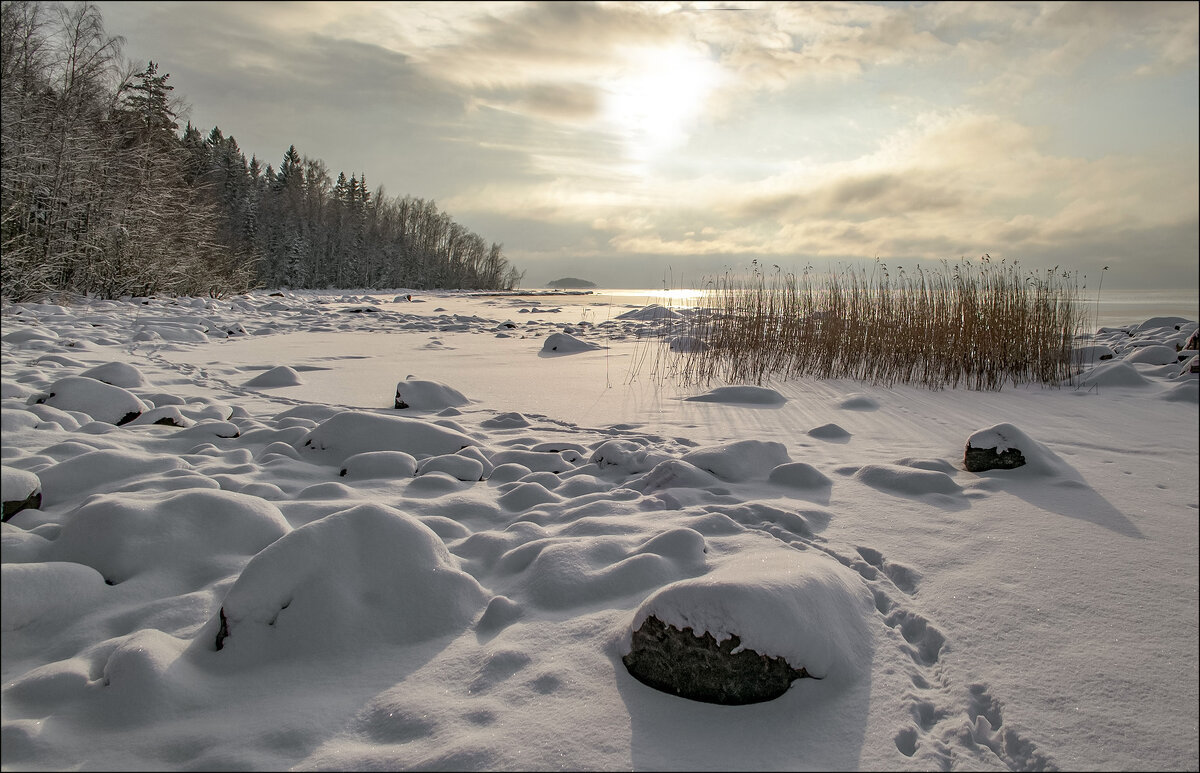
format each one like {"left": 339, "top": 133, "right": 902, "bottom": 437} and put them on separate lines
{"left": 339, "top": 451, "right": 419, "bottom": 480}
{"left": 541, "top": 332, "right": 603, "bottom": 354}
{"left": 1123, "top": 345, "right": 1180, "bottom": 366}
{"left": 625, "top": 460, "right": 722, "bottom": 493}
{"left": 668, "top": 335, "right": 707, "bottom": 352}
{"left": 768, "top": 462, "right": 833, "bottom": 489}
{"left": 37, "top": 449, "right": 187, "bottom": 507}
{"left": 684, "top": 386, "right": 787, "bottom": 405}
{"left": 2, "top": 466, "right": 42, "bottom": 521}
{"left": 853, "top": 464, "right": 961, "bottom": 496}
{"left": 48, "top": 488, "right": 290, "bottom": 587}
{"left": 393, "top": 379, "right": 469, "bottom": 410}
{"left": 78, "top": 361, "right": 149, "bottom": 388}
{"left": 1133, "top": 316, "right": 1194, "bottom": 333}
{"left": 416, "top": 454, "right": 485, "bottom": 481}
{"left": 172, "top": 420, "right": 240, "bottom": 439}
{"left": 681, "top": 440, "right": 791, "bottom": 482}
{"left": 964, "top": 424, "right": 1028, "bottom": 472}
{"left": 489, "top": 449, "right": 575, "bottom": 474}
{"left": 35, "top": 376, "right": 148, "bottom": 425}
{"left": 456, "top": 446, "right": 495, "bottom": 479}
{"left": 1, "top": 562, "right": 108, "bottom": 631}
{"left": 297, "top": 410, "right": 479, "bottom": 462}
{"left": 243, "top": 366, "right": 304, "bottom": 387}
{"left": 126, "top": 406, "right": 194, "bottom": 428}
{"left": 1, "top": 381, "right": 38, "bottom": 400}
{"left": 622, "top": 550, "right": 874, "bottom": 704}
{"left": 480, "top": 411, "right": 530, "bottom": 429}
{"left": 616, "top": 304, "right": 682, "bottom": 321}
{"left": 838, "top": 393, "right": 880, "bottom": 411}
{"left": 1071, "top": 344, "right": 1115, "bottom": 363}
{"left": 1077, "top": 360, "right": 1153, "bottom": 389}
{"left": 588, "top": 439, "right": 668, "bottom": 475}
{"left": 807, "top": 422, "right": 852, "bottom": 441}
{"left": 964, "top": 423, "right": 1067, "bottom": 475}
{"left": 210, "top": 503, "right": 487, "bottom": 658}
{"left": 2, "top": 327, "right": 59, "bottom": 345}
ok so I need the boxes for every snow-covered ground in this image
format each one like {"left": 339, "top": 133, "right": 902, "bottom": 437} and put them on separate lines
{"left": 2, "top": 289, "right": 1197, "bottom": 771}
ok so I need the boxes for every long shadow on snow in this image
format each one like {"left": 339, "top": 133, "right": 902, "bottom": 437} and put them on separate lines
{"left": 971, "top": 466, "right": 1144, "bottom": 540}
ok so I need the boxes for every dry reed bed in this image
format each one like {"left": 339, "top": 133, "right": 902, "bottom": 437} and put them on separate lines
{"left": 646, "top": 260, "right": 1089, "bottom": 391}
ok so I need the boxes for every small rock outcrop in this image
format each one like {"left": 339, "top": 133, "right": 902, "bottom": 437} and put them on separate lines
{"left": 540, "top": 332, "right": 603, "bottom": 354}
{"left": 393, "top": 379, "right": 469, "bottom": 410}
{"left": 622, "top": 615, "right": 812, "bottom": 705}
{"left": 964, "top": 425, "right": 1028, "bottom": 472}
{"left": 2, "top": 466, "right": 42, "bottom": 522}
{"left": 36, "top": 375, "right": 147, "bottom": 425}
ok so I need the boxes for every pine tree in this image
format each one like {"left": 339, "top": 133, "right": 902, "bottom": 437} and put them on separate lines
{"left": 118, "top": 60, "right": 177, "bottom": 148}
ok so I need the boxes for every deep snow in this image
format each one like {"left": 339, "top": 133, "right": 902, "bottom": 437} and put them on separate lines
{"left": 1, "top": 288, "right": 1197, "bottom": 771}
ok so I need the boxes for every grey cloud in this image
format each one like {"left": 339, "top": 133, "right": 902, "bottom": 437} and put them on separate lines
{"left": 827, "top": 174, "right": 962, "bottom": 215}
{"left": 477, "top": 82, "right": 602, "bottom": 122}
{"left": 444, "top": 0, "right": 677, "bottom": 67}
{"left": 1018, "top": 218, "right": 1200, "bottom": 290}
{"left": 828, "top": 215, "right": 1199, "bottom": 291}
{"left": 734, "top": 173, "right": 964, "bottom": 223}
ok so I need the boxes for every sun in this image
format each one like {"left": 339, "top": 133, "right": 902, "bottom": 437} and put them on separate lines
{"left": 603, "top": 44, "right": 724, "bottom": 163}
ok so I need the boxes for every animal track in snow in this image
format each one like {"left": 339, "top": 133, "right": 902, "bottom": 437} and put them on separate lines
{"left": 965, "top": 683, "right": 1056, "bottom": 771}
{"left": 821, "top": 541, "right": 1054, "bottom": 770}
{"left": 884, "top": 608, "right": 945, "bottom": 666}
{"left": 855, "top": 546, "right": 922, "bottom": 594}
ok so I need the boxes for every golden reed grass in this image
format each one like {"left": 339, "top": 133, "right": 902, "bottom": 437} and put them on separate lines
{"left": 642, "top": 258, "right": 1090, "bottom": 391}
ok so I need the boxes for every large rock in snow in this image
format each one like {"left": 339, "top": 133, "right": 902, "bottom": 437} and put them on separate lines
{"left": 964, "top": 424, "right": 1028, "bottom": 472}
{"left": 624, "top": 614, "right": 812, "bottom": 705}
{"left": 963, "top": 423, "right": 1068, "bottom": 475}
{"left": 615, "top": 304, "right": 682, "bottom": 321}
{"left": 78, "top": 361, "right": 150, "bottom": 388}
{"left": 36, "top": 376, "right": 148, "bottom": 425}
{"left": 48, "top": 488, "right": 290, "bottom": 588}
{"left": 243, "top": 366, "right": 304, "bottom": 387}
{"left": 211, "top": 503, "right": 487, "bottom": 658}
{"left": 681, "top": 440, "right": 791, "bottom": 482}
{"left": 393, "top": 378, "right": 469, "bottom": 410}
{"left": 296, "top": 410, "right": 479, "bottom": 462}
{"left": 339, "top": 451, "right": 418, "bottom": 480}
{"left": 2, "top": 466, "right": 42, "bottom": 521}
{"left": 541, "top": 332, "right": 603, "bottom": 354}
{"left": 1, "top": 562, "right": 108, "bottom": 631}
{"left": 684, "top": 385, "right": 787, "bottom": 405}
{"left": 37, "top": 449, "right": 187, "bottom": 507}
{"left": 622, "top": 551, "right": 873, "bottom": 704}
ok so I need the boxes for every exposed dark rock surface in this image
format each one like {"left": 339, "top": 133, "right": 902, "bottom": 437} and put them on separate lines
{"left": 964, "top": 444, "right": 1027, "bottom": 472}
{"left": 622, "top": 614, "right": 812, "bottom": 705}
{"left": 3, "top": 490, "right": 42, "bottom": 522}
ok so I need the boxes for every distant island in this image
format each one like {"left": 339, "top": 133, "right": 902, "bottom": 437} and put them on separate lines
{"left": 547, "top": 277, "right": 597, "bottom": 289}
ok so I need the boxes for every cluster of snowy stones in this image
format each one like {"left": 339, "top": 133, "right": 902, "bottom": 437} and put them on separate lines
{"left": 2, "top": 294, "right": 1197, "bottom": 707}
{"left": 1074, "top": 316, "right": 1199, "bottom": 395}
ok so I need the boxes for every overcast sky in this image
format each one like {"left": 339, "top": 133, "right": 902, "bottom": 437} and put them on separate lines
{"left": 94, "top": 1, "right": 1198, "bottom": 290}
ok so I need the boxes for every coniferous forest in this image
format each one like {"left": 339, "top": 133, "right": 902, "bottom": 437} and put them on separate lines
{"left": 0, "top": 1, "right": 524, "bottom": 302}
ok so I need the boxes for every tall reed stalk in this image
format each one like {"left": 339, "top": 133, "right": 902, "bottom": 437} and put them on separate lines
{"left": 645, "top": 258, "right": 1088, "bottom": 391}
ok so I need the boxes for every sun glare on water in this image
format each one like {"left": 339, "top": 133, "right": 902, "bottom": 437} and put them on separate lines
{"left": 603, "top": 44, "right": 724, "bottom": 163}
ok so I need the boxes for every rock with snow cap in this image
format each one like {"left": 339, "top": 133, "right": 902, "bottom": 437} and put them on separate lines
{"left": 964, "top": 423, "right": 1029, "bottom": 472}
{"left": 35, "top": 376, "right": 148, "bottom": 425}
{"left": 2, "top": 466, "right": 42, "bottom": 522}
{"left": 622, "top": 550, "right": 873, "bottom": 704}
{"left": 393, "top": 378, "right": 469, "bottom": 410}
